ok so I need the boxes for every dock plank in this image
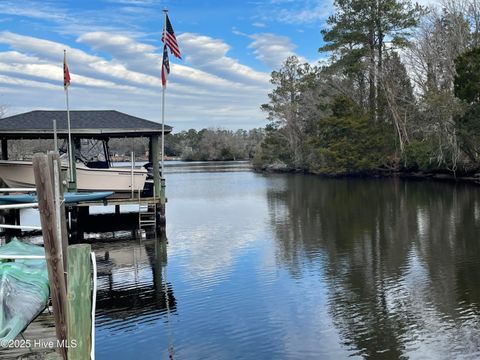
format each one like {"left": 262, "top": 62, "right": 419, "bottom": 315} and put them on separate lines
{"left": 0, "top": 310, "right": 58, "bottom": 359}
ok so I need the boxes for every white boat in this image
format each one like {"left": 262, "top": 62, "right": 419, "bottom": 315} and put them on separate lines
{"left": 0, "top": 160, "right": 147, "bottom": 192}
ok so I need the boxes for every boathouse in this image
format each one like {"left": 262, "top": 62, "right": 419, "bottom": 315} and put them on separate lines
{"left": 0, "top": 110, "right": 171, "bottom": 194}
{"left": 0, "top": 110, "right": 172, "bottom": 139}
{"left": 0, "top": 110, "right": 172, "bottom": 235}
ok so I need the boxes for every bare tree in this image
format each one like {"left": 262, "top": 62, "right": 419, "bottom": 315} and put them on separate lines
{"left": 404, "top": 0, "right": 476, "bottom": 170}
{"left": 261, "top": 56, "right": 320, "bottom": 167}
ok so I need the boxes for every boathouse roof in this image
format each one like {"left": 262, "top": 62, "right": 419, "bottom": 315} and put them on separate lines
{"left": 0, "top": 110, "right": 172, "bottom": 138}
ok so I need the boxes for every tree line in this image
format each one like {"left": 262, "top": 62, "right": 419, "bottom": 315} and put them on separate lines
{"left": 0, "top": 129, "right": 264, "bottom": 162}
{"left": 165, "top": 128, "right": 264, "bottom": 161}
{"left": 254, "top": 0, "right": 480, "bottom": 176}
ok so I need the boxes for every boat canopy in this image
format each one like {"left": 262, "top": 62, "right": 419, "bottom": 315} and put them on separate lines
{"left": 0, "top": 110, "right": 172, "bottom": 139}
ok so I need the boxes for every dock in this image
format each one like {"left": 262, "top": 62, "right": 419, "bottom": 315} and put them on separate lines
{"left": 0, "top": 110, "right": 173, "bottom": 357}
{"left": 0, "top": 109, "right": 172, "bottom": 237}
{"left": 0, "top": 309, "right": 58, "bottom": 359}
{"left": 0, "top": 152, "right": 168, "bottom": 359}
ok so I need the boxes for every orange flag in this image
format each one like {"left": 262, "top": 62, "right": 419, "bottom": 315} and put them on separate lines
{"left": 63, "top": 50, "right": 71, "bottom": 90}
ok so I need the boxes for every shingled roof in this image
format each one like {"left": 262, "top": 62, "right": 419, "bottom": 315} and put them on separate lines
{"left": 0, "top": 110, "right": 172, "bottom": 138}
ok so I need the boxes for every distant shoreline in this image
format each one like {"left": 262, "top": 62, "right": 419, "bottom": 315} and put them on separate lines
{"left": 253, "top": 165, "right": 480, "bottom": 185}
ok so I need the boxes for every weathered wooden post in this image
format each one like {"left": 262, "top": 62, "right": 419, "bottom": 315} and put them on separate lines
{"left": 33, "top": 153, "right": 68, "bottom": 360}
{"left": 48, "top": 152, "right": 69, "bottom": 275}
{"left": 159, "top": 178, "right": 166, "bottom": 230}
{"left": 150, "top": 134, "right": 166, "bottom": 232}
{"left": 67, "top": 244, "right": 92, "bottom": 359}
{"left": 151, "top": 134, "right": 161, "bottom": 199}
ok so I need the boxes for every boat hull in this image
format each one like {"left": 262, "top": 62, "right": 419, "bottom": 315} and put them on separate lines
{"left": 0, "top": 160, "right": 147, "bottom": 192}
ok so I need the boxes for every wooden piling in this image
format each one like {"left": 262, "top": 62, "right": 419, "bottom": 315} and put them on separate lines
{"left": 67, "top": 244, "right": 92, "bottom": 360}
{"left": 33, "top": 154, "right": 68, "bottom": 360}
{"left": 151, "top": 134, "right": 161, "bottom": 199}
{"left": 48, "top": 152, "right": 69, "bottom": 277}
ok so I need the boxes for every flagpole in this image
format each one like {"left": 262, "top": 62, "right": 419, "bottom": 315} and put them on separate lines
{"left": 161, "top": 9, "right": 168, "bottom": 179}
{"left": 161, "top": 85, "right": 166, "bottom": 177}
{"left": 64, "top": 51, "right": 74, "bottom": 188}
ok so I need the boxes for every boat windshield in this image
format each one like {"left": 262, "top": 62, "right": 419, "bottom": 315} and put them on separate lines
{"left": 59, "top": 139, "right": 110, "bottom": 169}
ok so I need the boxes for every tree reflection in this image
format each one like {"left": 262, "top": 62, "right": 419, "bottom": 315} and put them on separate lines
{"left": 267, "top": 175, "right": 480, "bottom": 358}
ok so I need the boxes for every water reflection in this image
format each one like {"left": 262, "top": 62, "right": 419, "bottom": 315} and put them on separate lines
{"left": 266, "top": 175, "right": 480, "bottom": 358}
{"left": 90, "top": 168, "right": 480, "bottom": 360}
{"left": 93, "top": 235, "right": 177, "bottom": 359}
{"left": 95, "top": 238, "right": 175, "bottom": 326}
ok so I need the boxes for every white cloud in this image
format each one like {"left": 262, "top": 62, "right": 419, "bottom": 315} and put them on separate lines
{"left": 252, "top": 22, "right": 267, "bottom": 28}
{"left": 77, "top": 31, "right": 159, "bottom": 77}
{"left": 77, "top": 31, "right": 270, "bottom": 94}
{"left": 255, "top": 0, "right": 440, "bottom": 26}
{"left": 79, "top": 32, "right": 156, "bottom": 55}
{"left": 232, "top": 28, "right": 248, "bottom": 36}
{"left": 0, "top": 31, "right": 271, "bottom": 130}
{"left": 104, "top": 0, "right": 161, "bottom": 5}
{"left": 177, "top": 32, "right": 271, "bottom": 86}
{"left": 0, "top": 0, "right": 160, "bottom": 38}
{"left": 249, "top": 33, "right": 305, "bottom": 69}
{"left": 0, "top": 32, "right": 160, "bottom": 90}
{"left": 0, "top": 1, "right": 67, "bottom": 22}
{"left": 255, "top": 0, "right": 334, "bottom": 25}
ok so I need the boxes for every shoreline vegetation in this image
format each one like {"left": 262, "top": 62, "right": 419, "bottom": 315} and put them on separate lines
{"left": 253, "top": 161, "right": 480, "bottom": 185}
{"left": 4, "top": 2, "right": 480, "bottom": 185}
{"left": 251, "top": 0, "right": 480, "bottom": 184}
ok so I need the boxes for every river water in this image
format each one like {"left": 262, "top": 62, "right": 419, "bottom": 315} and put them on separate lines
{"left": 93, "top": 163, "right": 480, "bottom": 359}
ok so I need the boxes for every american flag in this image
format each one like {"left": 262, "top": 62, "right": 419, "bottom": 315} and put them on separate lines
{"left": 161, "top": 45, "right": 170, "bottom": 87}
{"left": 63, "top": 50, "right": 71, "bottom": 90}
{"left": 162, "top": 14, "right": 181, "bottom": 59}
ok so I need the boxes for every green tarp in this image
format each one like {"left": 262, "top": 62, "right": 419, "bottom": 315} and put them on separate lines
{"left": 0, "top": 239, "right": 49, "bottom": 344}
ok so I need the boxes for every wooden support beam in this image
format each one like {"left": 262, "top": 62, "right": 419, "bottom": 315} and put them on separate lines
{"left": 33, "top": 153, "right": 68, "bottom": 360}
{"left": 1, "top": 139, "right": 7, "bottom": 160}
{"left": 67, "top": 244, "right": 92, "bottom": 360}
{"left": 148, "top": 135, "right": 153, "bottom": 163}
{"left": 68, "top": 138, "right": 80, "bottom": 191}
{"left": 160, "top": 177, "right": 166, "bottom": 205}
{"left": 151, "top": 135, "right": 166, "bottom": 232}
{"left": 151, "top": 134, "right": 161, "bottom": 199}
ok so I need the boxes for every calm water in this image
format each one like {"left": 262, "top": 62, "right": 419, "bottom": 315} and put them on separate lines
{"left": 93, "top": 165, "right": 480, "bottom": 359}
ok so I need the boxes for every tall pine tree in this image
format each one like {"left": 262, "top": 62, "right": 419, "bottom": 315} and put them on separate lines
{"left": 320, "top": 0, "right": 422, "bottom": 122}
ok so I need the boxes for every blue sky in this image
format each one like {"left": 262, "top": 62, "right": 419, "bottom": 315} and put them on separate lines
{"left": 0, "top": 0, "right": 437, "bottom": 131}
